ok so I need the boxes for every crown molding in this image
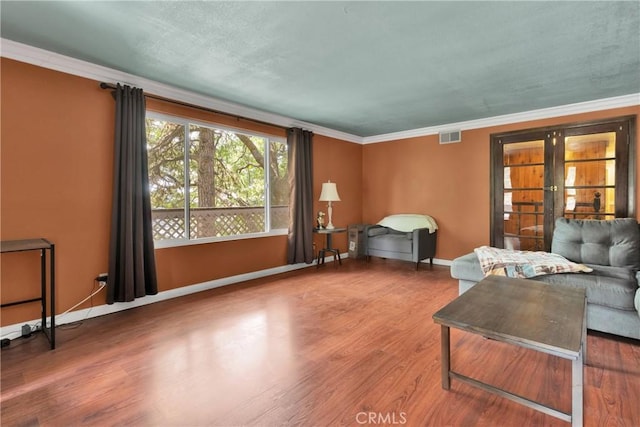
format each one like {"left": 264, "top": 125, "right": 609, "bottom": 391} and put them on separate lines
{"left": 0, "top": 38, "right": 363, "bottom": 144}
{"left": 2, "top": 38, "right": 638, "bottom": 146}
{"left": 362, "top": 93, "right": 640, "bottom": 144}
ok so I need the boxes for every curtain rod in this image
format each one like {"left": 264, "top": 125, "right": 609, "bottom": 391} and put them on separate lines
{"left": 99, "top": 82, "right": 288, "bottom": 131}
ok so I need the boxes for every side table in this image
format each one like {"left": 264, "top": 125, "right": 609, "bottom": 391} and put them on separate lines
{"left": 1, "top": 238, "right": 56, "bottom": 349}
{"left": 314, "top": 227, "right": 347, "bottom": 267}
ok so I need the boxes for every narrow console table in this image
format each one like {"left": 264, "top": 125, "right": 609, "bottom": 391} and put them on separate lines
{"left": 1, "top": 238, "right": 56, "bottom": 349}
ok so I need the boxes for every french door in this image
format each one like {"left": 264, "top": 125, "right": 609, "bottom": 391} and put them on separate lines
{"left": 491, "top": 116, "right": 635, "bottom": 252}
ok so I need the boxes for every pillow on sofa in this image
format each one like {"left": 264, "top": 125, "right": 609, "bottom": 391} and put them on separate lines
{"left": 377, "top": 214, "right": 438, "bottom": 233}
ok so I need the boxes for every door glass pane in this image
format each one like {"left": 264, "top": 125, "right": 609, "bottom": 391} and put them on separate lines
{"left": 504, "top": 140, "right": 545, "bottom": 165}
{"left": 564, "top": 132, "right": 616, "bottom": 220}
{"left": 564, "top": 188, "right": 615, "bottom": 220}
{"left": 504, "top": 207, "right": 544, "bottom": 251}
{"left": 565, "top": 132, "right": 615, "bottom": 160}
{"left": 503, "top": 140, "right": 545, "bottom": 251}
{"left": 504, "top": 236, "right": 542, "bottom": 251}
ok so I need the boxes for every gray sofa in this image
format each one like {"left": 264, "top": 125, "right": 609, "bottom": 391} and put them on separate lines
{"left": 363, "top": 214, "right": 438, "bottom": 269}
{"left": 450, "top": 218, "right": 640, "bottom": 340}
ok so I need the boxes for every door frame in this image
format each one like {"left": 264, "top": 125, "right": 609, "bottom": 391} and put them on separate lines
{"left": 490, "top": 115, "right": 636, "bottom": 251}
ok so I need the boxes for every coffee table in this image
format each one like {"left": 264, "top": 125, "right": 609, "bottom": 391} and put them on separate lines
{"left": 433, "top": 275, "right": 587, "bottom": 426}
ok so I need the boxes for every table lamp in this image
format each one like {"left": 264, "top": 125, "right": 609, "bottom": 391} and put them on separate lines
{"left": 319, "top": 181, "right": 341, "bottom": 229}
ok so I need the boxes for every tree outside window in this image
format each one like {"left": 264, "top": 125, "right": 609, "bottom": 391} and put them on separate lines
{"left": 146, "top": 114, "right": 288, "bottom": 242}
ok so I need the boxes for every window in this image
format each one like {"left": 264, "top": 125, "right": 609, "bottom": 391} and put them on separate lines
{"left": 146, "top": 112, "right": 289, "bottom": 244}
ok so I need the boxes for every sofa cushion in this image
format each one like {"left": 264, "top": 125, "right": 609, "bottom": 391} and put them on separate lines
{"left": 587, "top": 264, "right": 639, "bottom": 281}
{"left": 450, "top": 251, "right": 638, "bottom": 310}
{"left": 367, "top": 234, "right": 412, "bottom": 254}
{"left": 377, "top": 214, "right": 437, "bottom": 233}
{"left": 534, "top": 271, "right": 638, "bottom": 311}
{"left": 552, "top": 218, "right": 640, "bottom": 268}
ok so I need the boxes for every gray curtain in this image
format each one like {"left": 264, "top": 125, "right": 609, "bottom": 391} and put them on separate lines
{"left": 287, "top": 128, "right": 315, "bottom": 264}
{"left": 107, "top": 84, "right": 158, "bottom": 303}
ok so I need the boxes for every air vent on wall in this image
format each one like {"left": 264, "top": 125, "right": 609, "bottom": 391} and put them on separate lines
{"left": 439, "top": 130, "right": 461, "bottom": 144}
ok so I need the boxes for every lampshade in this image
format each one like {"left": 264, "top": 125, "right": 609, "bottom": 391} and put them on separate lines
{"left": 319, "top": 181, "right": 341, "bottom": 202}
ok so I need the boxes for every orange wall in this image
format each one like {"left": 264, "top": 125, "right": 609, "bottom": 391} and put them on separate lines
{"left": 0, "top": 58, "right": 362, "bottom": 326}
{"left": 2, "top": 56, "right": 637, "bottom": 326}
{"left": 362, "top": 106, "right": 640, "bottom": 260}
{"left": 313, "top": 134, "right": 363, "bottom": 252}
{"left": 1, "top": 59, "right": 115, "bottom": 325}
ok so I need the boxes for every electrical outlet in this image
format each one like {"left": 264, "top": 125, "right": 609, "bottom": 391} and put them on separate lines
{"left": 96, "top": 273, "right": 108, "bottom": 283}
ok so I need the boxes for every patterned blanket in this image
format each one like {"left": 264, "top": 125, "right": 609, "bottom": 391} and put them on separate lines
{"left": 474, "top": 246, "right": 593, "bottom": 279}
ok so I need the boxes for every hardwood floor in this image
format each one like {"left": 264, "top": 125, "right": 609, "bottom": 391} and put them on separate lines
{"left": 2, "top": 259, "right": 639, "bottom": 426}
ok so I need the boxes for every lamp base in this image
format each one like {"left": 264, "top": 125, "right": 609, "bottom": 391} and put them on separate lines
{"left": 326, "top": 202, "right": 335, "bottom": 230}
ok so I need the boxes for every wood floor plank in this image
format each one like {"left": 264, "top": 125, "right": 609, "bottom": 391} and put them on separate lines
{"left": 1, "top": 258, "right": 638, "bottom": 426}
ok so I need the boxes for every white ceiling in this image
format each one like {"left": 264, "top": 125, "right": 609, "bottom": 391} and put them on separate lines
{"left": 1, "top": 1, "right": 639, "bottom": 138}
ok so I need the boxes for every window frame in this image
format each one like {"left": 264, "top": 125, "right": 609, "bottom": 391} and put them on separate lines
{"left": 146, "top": 111, "right": 289, "bottom": 249}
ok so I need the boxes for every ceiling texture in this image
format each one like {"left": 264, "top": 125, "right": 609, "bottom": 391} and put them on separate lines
{"left": 1, "top": 1, "right": 639, "bottom": 138}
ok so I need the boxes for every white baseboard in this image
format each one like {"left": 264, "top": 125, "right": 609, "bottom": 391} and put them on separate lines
{"left": 430, "top": 257, "right": 452, "bottom": 266}
{"left": 0, "top": 252, "right": 450, "bottom": 340}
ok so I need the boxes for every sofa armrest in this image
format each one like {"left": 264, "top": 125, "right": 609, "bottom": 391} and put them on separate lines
{"left": 413, "top": 227, "right": 437, "bottom": 262}
{"left": 636, "top": 272, "right": 640, "bottom": 317}
{"left": 363, "top": 225, "right": 385, "bottom": 255}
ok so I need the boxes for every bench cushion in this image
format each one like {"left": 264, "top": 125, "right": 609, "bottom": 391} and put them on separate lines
{"left": 367, "top": 234, "right": 412, "bottom": 254}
